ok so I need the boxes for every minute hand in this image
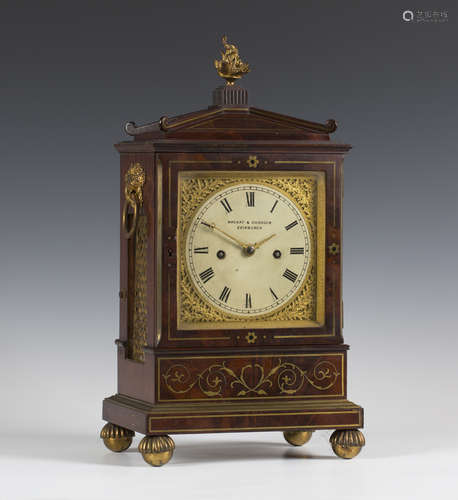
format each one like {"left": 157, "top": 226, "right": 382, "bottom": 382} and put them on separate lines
{"left": 253, "top": 233, "right": 276, "bottom": 249}
{"left": 203, "top": 222, "right": 249, "bottom": 249}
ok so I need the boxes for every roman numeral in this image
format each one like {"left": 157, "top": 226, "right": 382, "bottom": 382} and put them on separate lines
{"left": 194, "top": 247, "right": 209, "bottom": 254}
{"left": 270, "top": 200, "right": 278, "bottom": 213}
{"left": 219, "top": 286, "right": 231, "bottom": 303}
{"left": 285, "top": 220, "right": 298, "bottom": 231}
{"left": 290, "top": 247, "right": 304, "bottom": 254}
{"left": 282, "top": 268, "right": 298, "bottom": 283}
{"left": 245, "top": 293, "right": 252, "bottom": 308}
{"left": 199, "top": 267, "right": 214, "bottom": 283}
{"left": 220, "top": 198, "right": 232, "bottom": 213}
{"left": 269, "top": 287, "right": 278, "bottom": 300}
{"left": 246, "top": 191, "right": 255, "bottom": 207}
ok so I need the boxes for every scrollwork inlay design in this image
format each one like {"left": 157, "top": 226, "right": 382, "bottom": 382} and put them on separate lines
{"left": 162, "top": 359, "right": 339, "bottom": 398}
{"left": 178, "top": 175, "right": 318, "bottom": 326}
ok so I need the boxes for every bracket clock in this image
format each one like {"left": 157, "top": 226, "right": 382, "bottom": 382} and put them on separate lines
{"left": 101, "top": 37, "right": 365, "bottom": 466}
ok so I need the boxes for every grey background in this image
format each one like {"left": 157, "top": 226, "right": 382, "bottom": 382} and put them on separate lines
{"left": 1, "top": 0, "right": 457, "bottom": 454}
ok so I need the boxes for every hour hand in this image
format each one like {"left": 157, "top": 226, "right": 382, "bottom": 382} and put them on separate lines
{"left": 201, "top": 221, "right": 248, "bottom": 250}
{"left": 253, "top": 233, "right": 276, "bottom": 249}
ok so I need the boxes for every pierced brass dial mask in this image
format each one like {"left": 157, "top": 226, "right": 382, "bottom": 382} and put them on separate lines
{"left": 185, "top": 183, "right": 311, "bottom": 317}
{"left": 176, "top": 171, "right": 326, "bottom": 331}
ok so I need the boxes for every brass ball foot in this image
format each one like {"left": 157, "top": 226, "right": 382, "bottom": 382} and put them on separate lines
{"left": 100, "top": 423, "right": 134, "bottom": 452}
{"left": 330, "top": 429, "right": 365, "bottom": 459}
{"left": 139, "top": 435, "right": 175, "bottom": 467}
{"left": 283, "top": 430, "right": 313, "bottom": 446}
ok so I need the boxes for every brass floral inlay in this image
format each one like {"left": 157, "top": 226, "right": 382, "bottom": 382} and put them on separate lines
{"left": 245, "top": 331, "right": 257, "bottom": 344}
{"left": 162, "top": 359, "right": 340, "bottom": 398}
{"left": 328, "top": 242, "right": 340, "bottom": 255}
{"left": 247, "top": 155, "right": 259, "bottom": 168}
{"left": 177, "top": 173, "right": 321, "bottom": 329}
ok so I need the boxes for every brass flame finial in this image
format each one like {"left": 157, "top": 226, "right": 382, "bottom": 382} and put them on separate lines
{"left": 214, "top": 35, "right": 250, "bottom": 85}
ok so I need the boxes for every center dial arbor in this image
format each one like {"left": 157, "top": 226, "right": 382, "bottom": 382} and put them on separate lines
{"left": 185, "top": 183, "right": 311, "bottom": 317}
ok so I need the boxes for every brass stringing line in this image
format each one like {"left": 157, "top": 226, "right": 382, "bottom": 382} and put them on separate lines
{"left": 169, "top": 160, "right": 233, "bottom": 164}
{"left": 177, "top": 173, "right": 319, "bottom": 328}
{"left": 333, "top": 274, "right": 336, "bottom": 335}
{"left": 333, "top": 163, "right": 336, "bottom": 226}
{"left": 159, "top": 352, "right": 342, "bottom": 360}
{"left": 162, "top": 108, "right": 251, "bottom": 130}
{"left": 341, "top": 353, "right": 344, "bottom": 395}
{"left": 273, "top": 334, "right": 332, "bottom": 338}
{"left": 167, "top": 273, "right": 171, "bottom": 339}
{"left": 111, "top": 394, "right": 359, "bottom": 412}
{"left": 159, "top": 394, "right": 343, "bottom": 402}
{"left": 149, "top": 410, "right": 359, "bottom": 420}
{"left": 273, "top": 161, "right": 336, "bottom": 164}
{"left": 162, "top": 109, "right": 221, "bottom": 129}
{"left": 156, "top": 161, "right": 163, "bottom": 345}
{"left": 149, "top": 424, "right": 361, "bottom": 433}
{"left": 168, "top": 167, "right": 172, "bottom": 228}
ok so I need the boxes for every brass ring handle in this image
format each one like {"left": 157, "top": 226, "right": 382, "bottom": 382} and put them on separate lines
{"left": 122, "top": 195, "right": 138, "bottom": 239}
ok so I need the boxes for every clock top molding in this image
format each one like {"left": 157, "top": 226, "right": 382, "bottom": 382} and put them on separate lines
{"left": 116, "top": 39, "right": 349, "bottom": 152}
{"left": 121, "top": 106, "right": 342, "bottom": 144}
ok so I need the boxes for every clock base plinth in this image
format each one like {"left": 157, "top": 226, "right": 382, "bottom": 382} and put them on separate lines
{"left": 103, "top": 394, "right": 363, "bottom": 435}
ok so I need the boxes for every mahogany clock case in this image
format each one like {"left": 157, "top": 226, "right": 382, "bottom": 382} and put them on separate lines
{"left": 102, "top": 104, "right": 363, "bottom": 441}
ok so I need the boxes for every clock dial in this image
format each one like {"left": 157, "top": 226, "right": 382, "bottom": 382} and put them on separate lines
{"left": 185, "top": 183, "right": 311, "bottom": 317}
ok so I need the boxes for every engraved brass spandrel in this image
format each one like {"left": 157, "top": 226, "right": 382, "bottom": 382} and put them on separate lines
{"left": 176, "top": 171, "right": 325, "bottom": 331}
{"left": 214, "top": 35, "right": 250, "bottom": 85}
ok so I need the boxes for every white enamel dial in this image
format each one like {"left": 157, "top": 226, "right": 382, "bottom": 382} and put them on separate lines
{"left": 185, "top": 183, "right": 311, "bottom": 317}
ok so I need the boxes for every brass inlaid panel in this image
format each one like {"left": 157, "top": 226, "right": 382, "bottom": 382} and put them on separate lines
{"left": 176, "top": 171, "right": 325, "bottom": 330}
{"left": 129, "top": 214, "right": 147, "bottom": 361}
{"left": 157, "top": 353, "right": 344, "bottom": 402}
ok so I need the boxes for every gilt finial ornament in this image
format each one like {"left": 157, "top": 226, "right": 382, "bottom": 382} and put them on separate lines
{"left": 214, "top": 35, "right": 250, "bottom": 85}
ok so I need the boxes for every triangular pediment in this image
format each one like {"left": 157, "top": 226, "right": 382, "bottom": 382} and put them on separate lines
{"left": 124, "top": 106, "right": 336, "bottom": 141}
